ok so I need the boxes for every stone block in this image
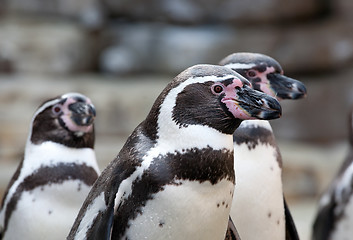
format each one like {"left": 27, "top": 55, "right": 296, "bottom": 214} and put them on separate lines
{"left": 98, "top": 20, "right": 353, "bottom": 75}
{"left": 4, "top": 0, "right": 105, "bottom": 28}
{"left": 98, "top": 23, "right": 279, "bottom": 74}
{"left": 271, "top": 20, "right": 353, "bottom": 74}
{"left": 0, "top": 17, "right": 94, "bottom": 74}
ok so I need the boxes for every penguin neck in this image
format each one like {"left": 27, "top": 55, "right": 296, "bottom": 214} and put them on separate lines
{"left": 24, "top": 141, "right": 97, "bottom": 170}
{"left": 155, "top": 120, "right": 234, "bottom": 152}
{"left": 238, "top": 119, "right": 273, "bottom": 131}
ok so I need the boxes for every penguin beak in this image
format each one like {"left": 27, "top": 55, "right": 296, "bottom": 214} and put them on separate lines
{"left": 231, "top": 85, "right": 282, "bottom": 120}
{"left": 69, "top": 102, "right": 96, "bottom": 126}
{"left": 267, "top": 73, "right": 307, "bottom": 100}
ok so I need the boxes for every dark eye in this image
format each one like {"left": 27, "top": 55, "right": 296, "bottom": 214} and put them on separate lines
{"left": 247, "top": 70, "right": 257, "bottom": 78}
{"left": 52, "top": 104, "right": 62, "bottom": 115}
{"left": 213, "top": 85, "right": 223, "bottom": 94}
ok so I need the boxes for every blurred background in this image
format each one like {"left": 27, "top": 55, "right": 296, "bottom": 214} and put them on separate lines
{"left": 1, "top": 0, "right": 353, "bottom": 239}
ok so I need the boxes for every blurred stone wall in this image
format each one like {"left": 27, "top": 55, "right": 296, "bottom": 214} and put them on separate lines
{"left": 0, "top": 0, "right": 353, "bottom": 142}
{"left": 0, "top": 0, "right": 351, "bottom": 75}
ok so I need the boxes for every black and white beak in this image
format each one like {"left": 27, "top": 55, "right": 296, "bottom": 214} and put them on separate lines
{"left": 267, "top": 73, "right": 307, "bottom": 100}
{"left": 235, "top": 85, "right": 282, "bottom": 120}
{"left": 69, "top": 102, "right": 96, "bottom": 127}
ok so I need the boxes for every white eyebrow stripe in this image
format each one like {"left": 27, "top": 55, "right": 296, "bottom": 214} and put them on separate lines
{"left": 223, "top": 63, "right": 256, "bottom": 69}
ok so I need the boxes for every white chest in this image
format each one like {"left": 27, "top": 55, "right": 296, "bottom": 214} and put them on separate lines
{"left": 3, "top": 180, "right": 92, "bottom": 240}
{"left": 231, "top": 142, "right": 285, "bottom": 240}
{"left": 123, "top": 179, "right": 234, "bottom": 240}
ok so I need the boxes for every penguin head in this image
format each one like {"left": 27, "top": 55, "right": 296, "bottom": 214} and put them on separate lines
{"left": 146, "top": 64, "right": 281, "bottom": 136}
{"left": 219, "top": 52, "right": 307, "bottom": 100}
{"left": 29, "top": 92, "right": 96, "bottom": 148}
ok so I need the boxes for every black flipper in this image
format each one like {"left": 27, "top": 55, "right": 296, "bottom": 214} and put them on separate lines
{"left": 284, "top": 197, "right": 300, "bottom": 240}
{"left": 312, "top": 193, "right": 335, "bottom": 240}
{"left": 225, "top": 216, "right": 241, "bottom": 240}
{"left": 68, "top": 156, "right": 137, "bottom": 240}
{"left": 312, "top": 150, "right": 353, "bottom": 240}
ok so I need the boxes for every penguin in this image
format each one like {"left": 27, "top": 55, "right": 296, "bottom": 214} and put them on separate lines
{"left": 0, "top": 93, "right": 100, "bottom": 240}
{"left": 219, "top": 52, "right": 307, "bottom": 240}
{"left": 67, "top": 64, "right": 282, "bottom": 240}
{"left": 312, "top": 106, "right": 353, "bottom": 240}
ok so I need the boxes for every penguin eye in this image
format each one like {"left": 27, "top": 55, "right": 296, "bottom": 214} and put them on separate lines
{"left": 52, "top": 104, "right": 63, "bottom": 115}
{"left": 247, "top": 70, "right": 257, "bottom": 78}
{"left": 212, "top": 84, "right": 224, "bottom": 94}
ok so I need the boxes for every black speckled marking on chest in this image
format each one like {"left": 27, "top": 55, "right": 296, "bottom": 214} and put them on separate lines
{"left": 233, "top": 124, "right": 283, "bottom": 168}
{"left": 111, "top": 147, "right": 234, "bottom": 238}
{"left": 233, "top": 125, "right": 276, "bottom": 150}
{"left": 2, "top": 163, "right": 98, "bottom": 235}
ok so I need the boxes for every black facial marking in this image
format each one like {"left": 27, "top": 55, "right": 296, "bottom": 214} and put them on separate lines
{"left": 172, "top": 82, "right": 241, "bottom": 134}
{"left": 31, "top": 106, "right": 95, "bottom": 148}
{"left": 222, "top": 78, "right": 236, "bottom": 86}
{"left": 111, "top": 147, "right": 234, "bottom": 238}
{"left": 2, "top": 163, "right": 98, "bottom": 234}
{"left": 254, "top": 64, "right": 267, "bottom": 73}
{"left": 250, "top": 78, "right": 262, "bottom": 92}
{"left": 73, "top": 95, "right": 86, "bottom": 103}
